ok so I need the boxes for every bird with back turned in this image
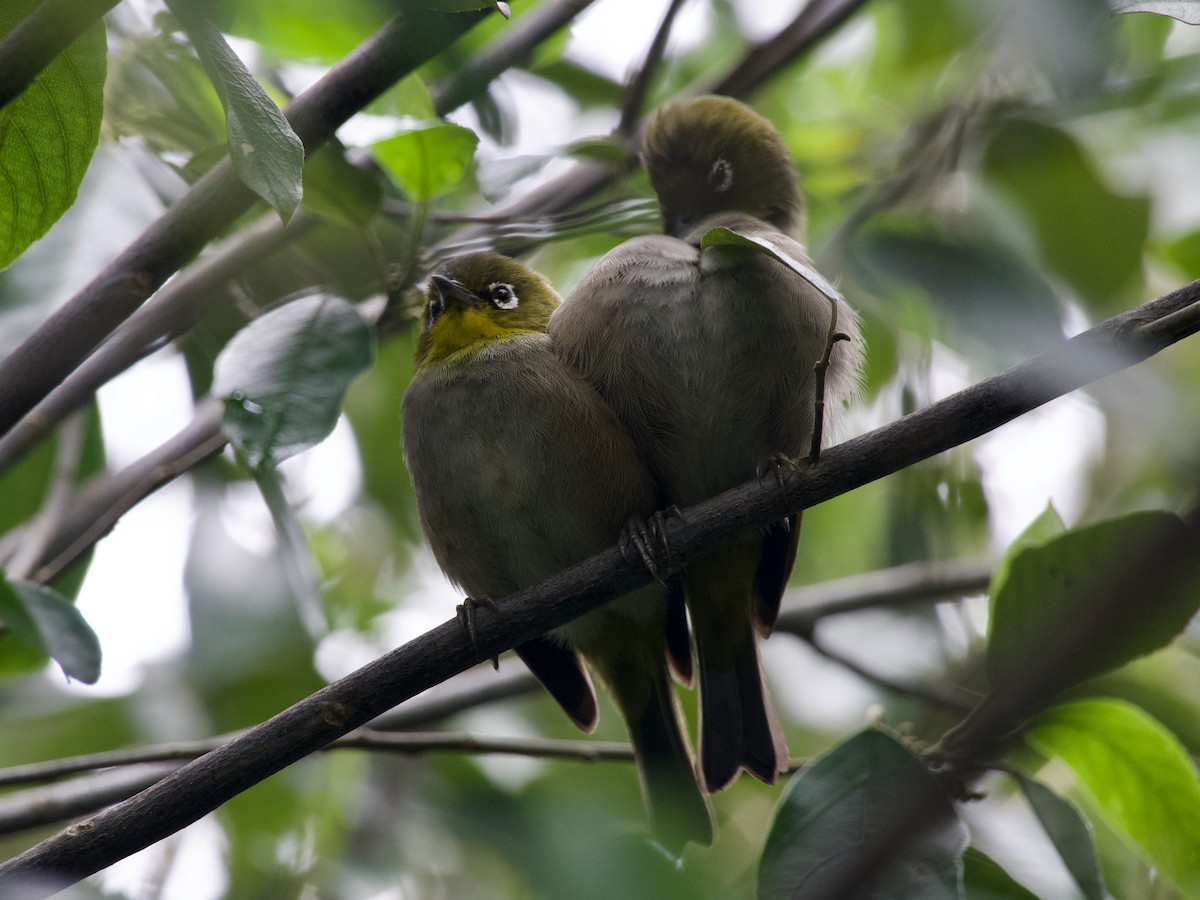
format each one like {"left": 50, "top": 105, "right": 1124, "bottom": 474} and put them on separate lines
{"left": 549, "top": 96, "right": 864, "bottom": 792}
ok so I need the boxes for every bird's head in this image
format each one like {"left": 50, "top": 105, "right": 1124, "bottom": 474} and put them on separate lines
{"left": 641, "top": 95, "right": 803, "bottom": 238}
{"left": 415, "top": 252, "right": 561, "bottom": 371}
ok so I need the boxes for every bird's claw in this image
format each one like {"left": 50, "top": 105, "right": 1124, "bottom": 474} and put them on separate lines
{"left": 759, "top": 454, "right": 803, "bottom": 533}
{"left": 757, "top": 453, "right": 794, "bottom": 497}
{"left": 457, "top": 596, "right": 501, "bottom": 669}
{"left": 620, "top": 507, "right": 683, "bottom": 583}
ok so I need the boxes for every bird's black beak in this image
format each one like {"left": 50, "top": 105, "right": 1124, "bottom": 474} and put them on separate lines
{"left": 428, "top": 274, "right": 478, "bottom": 324}
{"left": 662, "top": 209, "right": 692, "bottom": 240}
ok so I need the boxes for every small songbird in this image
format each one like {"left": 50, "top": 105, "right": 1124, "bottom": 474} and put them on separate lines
{"left": 401, "top": 252, "right": 711, "bottom": 850}
{"left": 549, "top": 96, "right": 864, "bottom": 792}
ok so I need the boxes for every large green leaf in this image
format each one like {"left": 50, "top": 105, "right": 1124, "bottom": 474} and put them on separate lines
{"left": 0, "top": 0, "right": 106, "bottom": 270}
{"left": 983, "top": 119, "right": 1149, "bottom": 310}
{"left": 986, "top": 503, "right": 1066, "bottom": 625}
{"left": 854, "top": 227, "right": 1065, "bottom": 363}
{"left": 372, "top": 121, "right": 479, "bottom": 201}
{"left": 174, "top": 3, "right": 304, "bottom": 221}
{"left": 0, "top": 575, "right": 101, "bottom": 683}
{"left": 302, "top": 143, "right": 383, "bottom": 227}
{"left": 987, "top": 511, "right": 1200, "bottom": 695}
{"left": 1025, "top": 699, "right": 1200, "bottom": 898}
{"left": 759, "top": 728, "right": 968, "bottom": 900}
{"left": 212, "top": 294, "right": 375, "bottom": 470}
{"left": 216, "top": 0, "right": 393, "bottom": 62}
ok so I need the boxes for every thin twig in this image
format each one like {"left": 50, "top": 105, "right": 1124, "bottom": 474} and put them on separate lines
{"left": 2, "top": 413, "right": 87, "bottom": 579}
{"left": 712, "top": 0, "right": 875, "bottom": 98}
{"left": 801, "top": 633, "right": 978, "bottom": 713}
{"left": 776, "top": 555, "right": 994, "bottom": 629}
{"left": 1, "top": 279, "right": 1197, "bottom": 893}
{"left": 430, "top": 0, "right": 601, "bottom": 115}
{"left": 0, "top": 730, "right": 632, "bottom": 792}
{"left": 29, "top": 403, "right": 228, "bottom": 584}
{"left": 618, "top": 0, "right": 691, "bottom": 136}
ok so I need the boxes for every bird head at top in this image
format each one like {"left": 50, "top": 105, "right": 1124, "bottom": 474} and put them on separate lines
{"left": 641, "top": 95, "right": 804, "bottom": 239}
{"left": 415, "top": 252, "right": 561, "bottom": 370}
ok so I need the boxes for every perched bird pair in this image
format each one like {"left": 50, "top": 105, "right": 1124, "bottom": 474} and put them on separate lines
{"left": 401, "top": 97, "right": 863, "bottom": 848}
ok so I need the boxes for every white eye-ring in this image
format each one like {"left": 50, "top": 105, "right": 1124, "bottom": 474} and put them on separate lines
{"left": 489, "top": 282, "right": 519, "bottom": 309}
{"left": 709, "top": 157, "right": 734, "bottom": 193}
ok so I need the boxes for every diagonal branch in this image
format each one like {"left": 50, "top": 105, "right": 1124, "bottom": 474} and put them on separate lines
{"left": 0, "top": 8, "right": 493, "bottom": 440}
{"left": 430, "top": 0, "right": 601, "bottom": 115}
{"left": 712, "top": 0, "right": 874, "bottom": 97}
{"left": 1, "top": 278, "right": 1197, "bottom": 894}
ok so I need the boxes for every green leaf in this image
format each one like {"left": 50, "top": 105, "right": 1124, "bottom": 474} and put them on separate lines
{"left": 961, "top": 848, "right": 1039, "bottom": 900}
{"left": 216, "top": 0, "right": 391, "bottom": 63}
{"left": 302, "top": 143, "right": 383, "bottom": 226}
{"left": 372, "top": 121, "right": 479, "bottom": 201}
{"left": 0, "top": 576, "right": 101, "bottom": 683}
{"left": 759, "top": 729, "right": 968, "bottom": 900}
{"left": 1025, "top": 699, "right": 1200, "bottom": 898}
{"left": 1014, "top": 774, "right": 1106, "bottom": 900}
{"left": 987, "top": 511, "right": 1200, "bottom": 693}
{"left": 213, "top": 294, "right": 374, "bottom": 470}
{"left": 0, "top": 0, "right": 106, "bottom": 270}
{"left": 987, "top": 503, "right": 1066, "bottom": 622}
{"left": 177, "top": 6, "right": 305, "bottom": 221}
{"left": 1111, "top": 1, "right": 1200, "bottom": 24}
{"left": 983, "top": 119, "right": 1149, "bottom": 309}
{"left": 701, "top": 225, "right": 842, "bottom": 303}
{"left": 854, "top": 228, "right": 1065, "bottom": 363}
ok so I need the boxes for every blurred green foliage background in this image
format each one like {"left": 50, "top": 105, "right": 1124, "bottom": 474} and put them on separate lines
{"left": 2, "top": 0, "right": 1200, "bottom": 897}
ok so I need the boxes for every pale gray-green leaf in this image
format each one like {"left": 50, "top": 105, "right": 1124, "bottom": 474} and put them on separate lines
{"left": 183, "top": 8, "right": 304, "bottom": 221}
{"left": 0, "top": 576, "right": 102, "bottom": 683}
{"left": 213, "top": 295, "right": 374, "bottom": 470}
{"left": 1111, "top": 1, "right": 1200, "bottom": 24}
{"left": 701, "top": 225, "right": 842, "bottom": 302}
{"left": 1014, "top": 774, "right": 1106, "bottom": 900}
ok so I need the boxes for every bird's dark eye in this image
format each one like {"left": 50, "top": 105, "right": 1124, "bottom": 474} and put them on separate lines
{"left": 709, "top": 157, "right": 734, "bottom": 193}
{"left": 488, "top": 282, "right": 519, "bottom": 310}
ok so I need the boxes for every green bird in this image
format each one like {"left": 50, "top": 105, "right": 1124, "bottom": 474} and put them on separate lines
{"left": 401, "top": 251, "right": 712, "bottom": 850}
{"left": 548, "top": 96, "right": 864, "bottom": 792}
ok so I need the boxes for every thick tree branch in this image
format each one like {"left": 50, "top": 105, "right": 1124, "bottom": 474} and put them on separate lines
{"left": 0, "top": 0, "right": 119, "bottom": 112}
{"left": 0, "top": 765, "right": 183, "bottom": 838}
{"left": 0, "top": 8, "right": 492, "bottom": 440}
{"left": 1, "top": 279, "right": 1197, "bottom": 893}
